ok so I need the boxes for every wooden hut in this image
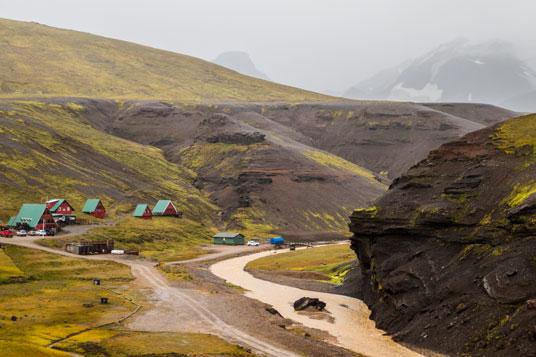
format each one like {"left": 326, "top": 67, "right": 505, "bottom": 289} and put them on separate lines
{"left": 82, "top": 199, "right": 106, "bottom": 219}
{"left": 133, "top": 204, "right": 152, "bottom": 219}
{"left": 152, "top": 200, "right": 178, "bottom": 216}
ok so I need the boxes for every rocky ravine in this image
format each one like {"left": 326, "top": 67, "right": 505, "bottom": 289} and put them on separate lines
{"left": 349, "top": 114, "right": 536, "bottom": 356}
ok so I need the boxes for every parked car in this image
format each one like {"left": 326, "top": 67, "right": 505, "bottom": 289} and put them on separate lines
{"left": 247, "top": 240, "right": 260, "bottom": 246}
{"left": 35, "top": 229, "right": 47, "bottom": 236}
{"left": 28, "top": 230, "right": 38, "bottom": 236}
{"left": 16, "top": 230, "right": 27, "bottom": 237}
{"left": 45, "top": 230, "right": 55, "bottom": 236}
{"left": 0, "top": 230, "right": 14, "bottom": 237}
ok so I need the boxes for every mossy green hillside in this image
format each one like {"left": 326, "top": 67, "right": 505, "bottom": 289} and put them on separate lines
{"left": 0, "top": 18, "right": 335, "bottom": 103}
{"left": 0, "top": 246, "right": 135, "bottom": 354}
{"left": 246, "top": 244, "right": 355, "bottom": 283}
{"left": 0, "top": 100, "right": 215, "bottom": 222}
{"left": 38, "top": 217, "right": 216, "bottom": 262}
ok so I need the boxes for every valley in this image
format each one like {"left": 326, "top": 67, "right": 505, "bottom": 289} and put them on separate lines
{"left": 1, "top": 16, "right": 534, "bottom": 357}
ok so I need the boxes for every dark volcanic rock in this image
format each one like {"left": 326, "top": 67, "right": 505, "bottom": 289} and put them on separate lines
{"left": 349, "top": 114, "right": 536, "bottom": 356}
{"left": 293, "top": 297, "right": 326, "bottom": 311}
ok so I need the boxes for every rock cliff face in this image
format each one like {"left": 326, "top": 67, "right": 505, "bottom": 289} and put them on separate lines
{"left": 349, "top": 114, "right": 536, "bottom": 356}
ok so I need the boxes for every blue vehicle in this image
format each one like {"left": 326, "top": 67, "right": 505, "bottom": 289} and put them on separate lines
{"left": 269, "top": 237, "right": 284, "bottom": 245}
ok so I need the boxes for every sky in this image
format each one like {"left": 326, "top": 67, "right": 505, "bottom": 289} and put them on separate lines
{"left": 1, "top": 0, "right": 535, "bottom": 93}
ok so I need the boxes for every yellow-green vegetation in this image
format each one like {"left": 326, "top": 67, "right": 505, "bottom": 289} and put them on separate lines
{"left": 303, "top": 149, "right": 385, "bottom": 188}
{"left": 158, "top": 264, "right": 192, "bottom": 281}
{"left": 457, "top": 244, "right": 511, "bottom": 261}
{"left": 53, "top": 329, "right": 253, "bottom": 356}
{"left": 0, "top": 246, "right": 135, "bottom": 355}
{"left": 0, "top": 100, "right": 215, "bottom": 222}
{"left": 39, "top": 217, "right": 215, "bottom": 262}
{"left": 0, "top": 18, "right": 335, "bottom": 103}
{"left": 504, "top": 180, "right": 536, "bottom": 207}
{"left": 0, "top": 248, "right": 23, "bottom": 283}
{"left": 246, "top": 244, "right": 356, "bottom": 284}
{"left": 353, "top": 206, "right": 378, "bottom": 218}
{"left": 493, "top": 114, "right": 536, "bottom": 156}
{"left": 177, "top": 142, "right": 255, "bottom": 175}
{"left": 228, "top": 207, "right": 276, "bottom": 237}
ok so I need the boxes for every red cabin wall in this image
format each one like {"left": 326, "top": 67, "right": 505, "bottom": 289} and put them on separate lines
{"left": 36, "top": 213, "right": 58, "bottom": 230}
{"left": 163, "top": 203, "right": 177, "bottom": 216}
{"left": 90, "top": 202, "right": 106, "bottom": 219}
{"left": 57, "top": 202, "right": 72, "bottom": 214}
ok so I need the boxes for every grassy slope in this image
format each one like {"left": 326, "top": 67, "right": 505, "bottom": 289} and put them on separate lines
{"left": 54, "top": 329, "right": 252, "bottom": 356}
{"left": 0, "top": 246, "right": 253, "bottom": 356}
{"left": 0, "top": 100, "right": 216, "bottom": 222}
{"left": 39, "top": 217, "right": 216, "bottom": 262}
{"left": 0, "top": 18, "right": 334, "bottom": 103}
{"left": 0, "top": 246, "right": 134, "bottom": 355}
{"left": 246, "top": 244, "right": 356, "bottom": 283}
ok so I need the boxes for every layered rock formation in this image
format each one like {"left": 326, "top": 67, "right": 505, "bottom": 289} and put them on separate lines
{"left": 349, "top": 114, "right": 536, "bottom": 355}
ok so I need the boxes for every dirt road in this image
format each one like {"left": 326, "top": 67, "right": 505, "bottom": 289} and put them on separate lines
{"left": 211, "top": 248, "right": 424, "bottom": 357}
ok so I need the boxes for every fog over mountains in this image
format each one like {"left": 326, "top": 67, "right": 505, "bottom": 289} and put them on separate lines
{"left": 344, "top": 40, "right": 536, "bottom": 112}
{"left": 212, "top": 51, "right": 271, "bottom": 81}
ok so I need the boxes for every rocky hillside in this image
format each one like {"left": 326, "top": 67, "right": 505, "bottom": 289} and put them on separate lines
{"left": 0, "top": 18, "right": 329, "bottom": 103}
{"left": 0, "top": 97, "right": 515, "bottom": 236}
{"left": 349, "top": 114, "right": 536, "bottom": 355}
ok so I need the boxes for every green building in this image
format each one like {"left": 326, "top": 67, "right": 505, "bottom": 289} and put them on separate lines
{"left": 213, "top": 233, "right": 245, "bottom": 245}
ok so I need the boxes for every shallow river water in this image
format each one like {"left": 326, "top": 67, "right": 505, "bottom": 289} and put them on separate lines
{"left": 210, "top": 248, "right": 423, "bottom": 357}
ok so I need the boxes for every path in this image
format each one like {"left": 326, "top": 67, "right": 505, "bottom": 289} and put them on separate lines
{"left": 166, "top": 244, "right": 267, "bottom": 265}
{"left": 211, "top": 248, "right": 424, "bottom": 357}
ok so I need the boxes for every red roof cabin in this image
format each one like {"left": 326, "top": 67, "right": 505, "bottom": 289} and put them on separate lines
{"left": 152, "top": 200, "right": 178, "bottom": 216}
{"left": 82, "top": 199, "right": 106, "bottom": 219}
{"left": 133, "top": 204, "right": 152, "bottom": 219}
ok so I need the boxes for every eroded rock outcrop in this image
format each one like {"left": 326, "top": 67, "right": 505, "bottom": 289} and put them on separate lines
{"left": 350, "top": 114, "right": 536, "bottom": 356}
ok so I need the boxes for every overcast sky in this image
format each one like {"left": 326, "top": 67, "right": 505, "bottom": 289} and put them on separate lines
{"left": 1, "top": 0, "right": 535, "bottom": 92}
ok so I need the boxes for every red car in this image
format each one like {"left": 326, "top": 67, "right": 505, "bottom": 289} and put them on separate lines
{"left": 0, "top": 230, "right": 14, "bottom": 238}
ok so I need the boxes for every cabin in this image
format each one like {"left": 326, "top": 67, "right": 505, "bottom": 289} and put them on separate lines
{"left": 6, "top": 216, "right": 15, "bottom": 228}
{"left": 213, "top": 233, "right": 245, "bottom": 245}
{"left": 152, "top": 200, "right": 178, "bottom": 217}
{"left": 82, "top": 199, "right": 106, "bottom": 219}
{"left": 133, "top": 204, "right": 152, "bottom": 219}
{"left": 13, "top": 204, "right": 58, "bottom": 231}
{"left": 46, "top": 199, "right": 76, "bottom": 224}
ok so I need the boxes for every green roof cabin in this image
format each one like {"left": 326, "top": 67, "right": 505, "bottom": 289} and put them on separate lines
{"left": 82, "top": 199, "right": 106, "bottom": 219}
{"left": 213, "top": 233, "right": 245, "bottom": 245}
{"left": 6, "top": 216, "right": 15, "bottom": 228}
{"left": 152, "top": 200, "right": 178, "bottom": 216}
{"left": 13, "top": 204, "right": 57, "bottom": 230}
{"left": 133, "top": 204, "right": 152, "bottom": 219}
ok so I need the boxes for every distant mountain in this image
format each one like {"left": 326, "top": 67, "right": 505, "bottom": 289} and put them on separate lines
{"left": 212, "top": 51, "right": 271, "bottom": 81}
{"left": 344, "top": 40, "right": 536, "bottom": 112}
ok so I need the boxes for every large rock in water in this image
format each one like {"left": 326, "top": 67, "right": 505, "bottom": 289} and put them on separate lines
{"left": 349, "top": 114, "right": 536, "bottom": 356}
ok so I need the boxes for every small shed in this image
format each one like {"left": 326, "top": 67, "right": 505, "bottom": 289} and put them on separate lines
{"left": 82, "top": 199, "right": 106, "bottom": 219}
{"left": 133, "top": 204, "right": 152, "bottom": 219}
{"left": 13, "top": 204, "right": 58, "bottom": 230}
{"left": 213, "top": 233, "right": 245, "bottom": 245}
{"left": 152, "top": 200, "right": 178, "bottom": 216}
